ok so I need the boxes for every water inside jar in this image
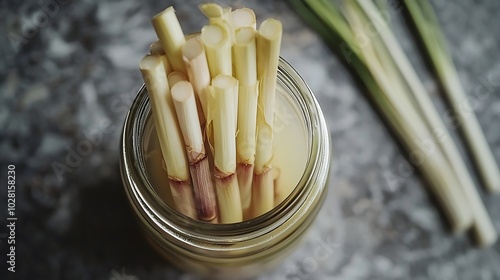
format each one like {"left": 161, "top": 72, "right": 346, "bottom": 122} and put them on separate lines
{"left": 142, "top": 88, "right": 309, "bottom": 220}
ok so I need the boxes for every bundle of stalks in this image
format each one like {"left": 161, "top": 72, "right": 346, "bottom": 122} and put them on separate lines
{"left": 403, "top": 0, "right": 500, "bottom": 246}
{"left": 149, "top": 40, "right": 165, "bottom": 55}
{"left": 288, "top": 0, "right": 498, "bottom": 246}
{"left": 141, "top": 4, "right": 284, "bottom": 224}
{"left": 402, "top": 0, "right": 500, "bottom": 194}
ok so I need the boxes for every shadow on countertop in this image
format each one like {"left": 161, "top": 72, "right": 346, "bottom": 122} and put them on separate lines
{"left": 12, "top": 164, "right": 174, "bottom": 280}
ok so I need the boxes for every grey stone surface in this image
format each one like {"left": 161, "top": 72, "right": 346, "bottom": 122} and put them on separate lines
{"left": 1, "top": 0, "right": 500, "bottom": 279}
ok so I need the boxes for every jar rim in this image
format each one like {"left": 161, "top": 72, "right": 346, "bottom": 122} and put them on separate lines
{"left": 120, "top": 57, "right": 330, "bottom": 248}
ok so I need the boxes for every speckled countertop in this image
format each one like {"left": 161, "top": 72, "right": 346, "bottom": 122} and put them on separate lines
{"left": 1, "top": 0, "right": 500, "bottom": 279}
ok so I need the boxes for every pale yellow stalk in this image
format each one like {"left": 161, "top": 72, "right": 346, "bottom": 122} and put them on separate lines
{"left": 210, "top": 75, "right": 242, "bottom": 223}
{"left": 152, "top": 7, "right": 186, "bottom": 73}
{"left": 253, "top": 18, "right": 282, "bottom": 217}
{"left": 201, "top": 24, "right": 232, "bottom": 78}
{"left": 234, "top": 27, "right": 259, "bottom": 218}
{"left": 139, "top": 55, "right": 196, "bottom": 219}
{"left": 150, "top": 40, "right": 173, "bottom": 75}
{"left": 183, "top": 36, "right": 210, "bottom": 119}
{"left": 172, "top": 81, "right": 218, "bottom": 222}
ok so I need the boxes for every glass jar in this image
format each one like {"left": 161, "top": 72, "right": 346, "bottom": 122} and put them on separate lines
{"left": 120, "top": 57, "right": 331, "bottom": 279}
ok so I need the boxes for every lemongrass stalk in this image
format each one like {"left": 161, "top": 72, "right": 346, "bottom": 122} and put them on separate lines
{"left": 404, "top": 1, "right": 500, "bottom": 246}
{"left": 149, "top": 41, "right": 173, "bottom": 75}
{"left": 294, "top": 0, "right": 474, "bottom": 232}
{"left": 152, "top": 7, "right": 186, "bottom": 73}
{"left": 201, "top": 24, "right": 232, "bottom": 79}
{"left": 234, "top": 27, "right": 257, "bottom": 86}
{"left": 253, "top": 18, "right": 282, "bottom": 217}
{"left": 182, "top": 37, "right": 210, "bottom": 120}
{"left": 403, "top": 0, "right": 500, "bottom": 194}
{"left": 236, "top": 83, "right": 258, "bottom": 217}
{"left": 157, "top": 55, "right": 172, "bottom": 77}
{"left": 139, "top": 55, "right": 196, "bottom": 219}
{"left": 167, "top": 71, "right": 187, "bottom": 88}
{"left": 356, "top": 0, "right": 496, "bottom": 246}
{"left": 210, "top": 75, "right": 242, "bottom": 223}
{"left": 230, "top": 8, "right": 257, "bottom": 30}
{"left": 343, "top": 1, "right": 473, "bottom": 233}
{"left": 233, "top": 27, "right": 259, "bottom": 218}
{"left": 236, "top": 85, "right": 257, "bottom": 215}
{"left": 171, "top": 81, "right": 218, "bottom": 222}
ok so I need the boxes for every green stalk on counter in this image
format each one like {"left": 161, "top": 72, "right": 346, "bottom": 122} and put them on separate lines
{"left": 354, "top": 0, "right": 496, "bottom": 247}
{"left": 288, "top": 0, "right": 474, "bottom": 234}
{"left": 402, "top": 0, "right": 500, "bottom": 194}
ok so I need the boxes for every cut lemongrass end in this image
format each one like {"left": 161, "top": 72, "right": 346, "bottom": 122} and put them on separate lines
{"left": 183, "top": 37, "right": 210, "bottom": 119}
{"left": 230, "top": 8, "right": 256, "bottom": 30}
{"left": 199, "top": 3, "right": 224, "bottom": 19}
{"left": 210, "top": 75, "right": 242, "bottom": 223}
{"left": 168, "top": 71, "right": 188, "bottom": 88}
{"left": 172, "top": 81, "right": 218, "bottom": 222}
{"left": 199, "top": 3, "right": 233, "bottom": 40}
{"left": 149, "top": 40, "right": 164, "bottom": 55}
{"left": 152, "top": 6, "right": 187, "bottom": 73}
{"left": 139, "top": 55, "right": 196, "bottom": 218}
{"left": 201, "top": 24, "right": 232, "bottom": 78}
